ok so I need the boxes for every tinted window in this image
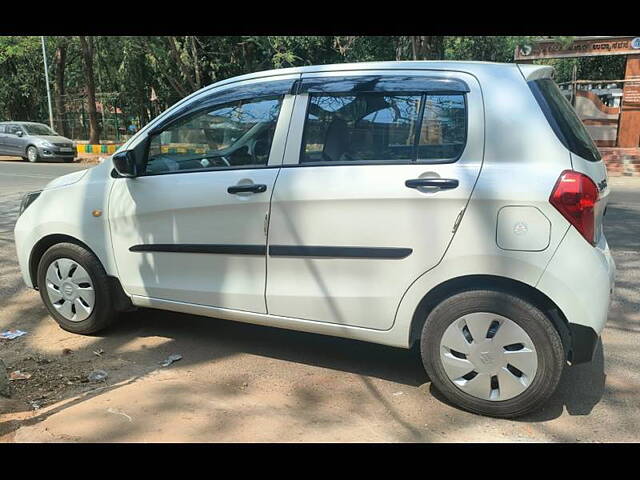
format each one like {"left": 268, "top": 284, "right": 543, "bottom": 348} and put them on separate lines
{"left": 0, "top": 125, "right": 4, "bottom": 133}
{"left": 529, "top": 78, "right": 601, "bottom": 162}
{"left": 6, "top": 125, "right": 22, "bottom": 135}
{"left": 418, "top": 95, "right": 466, "bottom": 161}
{"left": 145, "top": 96, "right": 282, "bottom": 175}
{"left": 301, "top": 92, "right": 466, "bottom": 164}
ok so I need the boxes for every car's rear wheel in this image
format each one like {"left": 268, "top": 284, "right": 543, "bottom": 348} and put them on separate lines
{"left": 26, "top": 146, "right": 39, "bottom": 163}
{"left": 420, "top": 290, "right": 564, "bottom": 418}
{"left": 37, "top": 243, "right": 116, "bottom": 334}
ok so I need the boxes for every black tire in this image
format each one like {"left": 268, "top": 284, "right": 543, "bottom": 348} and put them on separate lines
{"left": 420, "top": 290, "right": 564, "bottom": 418}
{"left": 63, "top": 157, "right": 74, "bottom": 163}
{"left": 37, "top": 242, "right": 116, "bottom": 334}
{"left": 26, "top": 146, "right": 39, "bottom": 163}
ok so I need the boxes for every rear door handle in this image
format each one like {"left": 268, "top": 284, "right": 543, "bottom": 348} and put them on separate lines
{"left": 227, "top": 183, "right": 267, "bottom": 194}
{"left": 405, "top": 178, "right": 459, "bottom": 190}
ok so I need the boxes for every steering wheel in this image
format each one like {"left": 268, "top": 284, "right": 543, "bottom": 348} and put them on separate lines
{"left": 200, "top": 155, "right": 231, "bottom": 169}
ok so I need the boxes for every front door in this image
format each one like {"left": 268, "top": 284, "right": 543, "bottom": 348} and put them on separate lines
{"left": 109, "top": 81, "right": 296, "bottom": 312}
{"left": 266, "top": 70, "right": 484, "bottom": 330}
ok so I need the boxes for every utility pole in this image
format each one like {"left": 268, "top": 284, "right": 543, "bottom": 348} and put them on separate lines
{"left": 41, "top": 36, "right": 54, "bottom": 129}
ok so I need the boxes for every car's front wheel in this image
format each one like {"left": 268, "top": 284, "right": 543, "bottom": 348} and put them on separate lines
{"left": 37, "top": 243, "right": 116, "bottom": 334}
{"left": 420, "top": 290, "right": 564, "bottom": 418}
{"left": 26, "top": 146, "right": 40, "bottom": 163}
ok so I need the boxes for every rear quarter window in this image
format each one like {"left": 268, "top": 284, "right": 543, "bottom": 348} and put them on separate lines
{"left": 528, "top": 78, "right": 601, "bottom": 162}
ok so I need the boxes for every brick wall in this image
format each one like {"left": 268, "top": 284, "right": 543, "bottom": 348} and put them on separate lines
{"left": 599, "top": 147, "right": 640, "bottom": 176}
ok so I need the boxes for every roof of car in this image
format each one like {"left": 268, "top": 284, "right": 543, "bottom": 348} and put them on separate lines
{"left": 210, "top": 60, "right": 521, "bottom": 86}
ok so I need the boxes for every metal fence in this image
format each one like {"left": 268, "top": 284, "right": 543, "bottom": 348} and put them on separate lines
{"left": 55, "top": 92, "right": 144, "bottom": 143}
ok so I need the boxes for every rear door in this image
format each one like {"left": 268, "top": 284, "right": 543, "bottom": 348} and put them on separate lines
{"left": 266, "top": 70, "right": 484, "bottom": 330}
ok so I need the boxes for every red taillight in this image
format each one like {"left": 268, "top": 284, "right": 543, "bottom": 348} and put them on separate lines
{"left": 549, "top": 170, "right": 599, "bottom": 245}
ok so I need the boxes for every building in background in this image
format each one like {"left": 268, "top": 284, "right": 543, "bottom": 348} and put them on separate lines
{"left": 516, "top": 36, "right": 640, "bottom": 175}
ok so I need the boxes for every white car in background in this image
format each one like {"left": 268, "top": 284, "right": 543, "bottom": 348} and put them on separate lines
{"left": 14, "top": 61, "right": 616, "bottom": 418}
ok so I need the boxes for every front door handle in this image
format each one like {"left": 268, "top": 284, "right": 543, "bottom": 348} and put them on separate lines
{"left": 405, "top": 178, "right": 459, "bottom": 190}
{"left": 227, "top": 183, "right": 267, "bottom": 194}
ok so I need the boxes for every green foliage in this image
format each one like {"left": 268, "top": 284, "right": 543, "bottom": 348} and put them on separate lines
{"left": 0, "top": 36, "right": 48, "bottom": 122}
{"left": 445, "top": 36, "right": 523, "bottom": 63}
{"left": 0, "top": 35, "right": 631, "bottom": 140}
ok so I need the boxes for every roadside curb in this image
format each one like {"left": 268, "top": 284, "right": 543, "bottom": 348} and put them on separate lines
{"left": 75, "top": 144, "right": 122, "bottom": 155}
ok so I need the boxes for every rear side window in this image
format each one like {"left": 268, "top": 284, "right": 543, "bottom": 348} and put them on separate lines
{"left": 529, "top": 78, "right": 601, "bottom": 162}
{"left": 301, "top": 92, "right": 466, "bottom": 164}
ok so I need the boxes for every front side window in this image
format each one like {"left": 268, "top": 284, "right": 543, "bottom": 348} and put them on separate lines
{"left": 145, "top": 96, "right": 282, "bottom": 175}
{"left": 301, "top": 92, "right": 466, "bottom": 164}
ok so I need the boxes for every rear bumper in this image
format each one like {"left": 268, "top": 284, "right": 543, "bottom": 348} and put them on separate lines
{"left": 537, "top": 227, "right": 616, "bottom": 364}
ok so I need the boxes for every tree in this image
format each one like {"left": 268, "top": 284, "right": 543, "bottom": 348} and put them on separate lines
{"left": 78, "top": 36, "right": 100, "bottom": 144}
{"left": 52, "top": 36, "right": 69, "bottom": 136}
{"left": 394, "top": 36, "right": 445, "bottom": 61}
{"left": 1, "top": 35, "right": 631, "bottom": 143}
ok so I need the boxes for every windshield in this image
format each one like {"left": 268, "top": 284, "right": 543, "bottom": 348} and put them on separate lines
{"left": 23, "top": 124, "right": 57, "bottom": 136}
{"left": 528, "top": 78, "right": 601, "bottom": 162}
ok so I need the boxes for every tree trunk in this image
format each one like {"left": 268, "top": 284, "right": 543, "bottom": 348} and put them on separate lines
{"left": 191, "top": 36, "right": 202, "bottom": 89}
{"left": 53, "top": 37, "right": 69, "bottom": 137}
{"left": 167, "top": 36, "right": 198, "bottom": 92}
{"left": 79, "top": 35, "right": 100, "bottom": 144}
{"left": 140, "top": 37, "right": 190, "bottom": 98}
{"left": 411, "top": 36, "right": 444, "bottom": 60}
{"left": 397, "top": 36, "right": 445, "bottom": 60}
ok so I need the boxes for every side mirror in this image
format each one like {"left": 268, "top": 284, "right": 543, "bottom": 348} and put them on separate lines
{"left": 16, "top": 130, "right": 23, "bottom": 137}
{"left": 112, "top": 150, "right": 138, "bottom": 178}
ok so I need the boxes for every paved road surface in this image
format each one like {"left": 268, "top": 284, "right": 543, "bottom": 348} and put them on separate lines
{"left": 0, "top": 159, "right": 638, "bottom": 442}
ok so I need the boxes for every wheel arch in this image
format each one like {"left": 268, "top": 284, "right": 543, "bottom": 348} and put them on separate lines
{"left": 29, "top": 233, "right": 134, "bottom": 313}
{"left": 408, "top": 274, "right": 572, "bottom": 358}
{"left": 28, "top": 234, "right": 98, "bottom": 289}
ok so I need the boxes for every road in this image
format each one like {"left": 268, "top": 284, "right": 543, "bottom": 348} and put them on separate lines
{"left": 0, "top": 158, "right": 638, "bottom": 442}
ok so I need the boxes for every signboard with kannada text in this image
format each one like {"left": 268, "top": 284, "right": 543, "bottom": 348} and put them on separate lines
{"left": 515, "top": 36, "right": 640, "bottom": 61}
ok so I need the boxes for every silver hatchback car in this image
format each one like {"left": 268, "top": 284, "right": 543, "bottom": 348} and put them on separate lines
{"left": 0, "top": 121, "right": 76, "bottom": 162}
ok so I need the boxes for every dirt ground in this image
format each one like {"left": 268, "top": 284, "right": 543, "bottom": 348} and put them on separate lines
{"left": 0, "top": 165, "right": 639, "bottom": 442}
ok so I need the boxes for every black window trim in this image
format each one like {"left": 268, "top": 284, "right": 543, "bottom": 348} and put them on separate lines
{"left": 148, "top": 78, "right": 296, "bottom": 137}
{"left": 297, "top": 89, "right": 468, "bottom": 167}
{"left": 296, "top": 75, "right": 470, "bottom": 95}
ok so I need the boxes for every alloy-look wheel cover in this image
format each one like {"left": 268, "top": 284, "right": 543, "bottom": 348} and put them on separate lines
{"left": 439, "top": 312, "right": 538, "bottom": 401}
{"left": 27, "top": 147, "right": 38, "bottom": 162}
{"left": 44, "top": 258, "right": 95, "bottom": 322}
